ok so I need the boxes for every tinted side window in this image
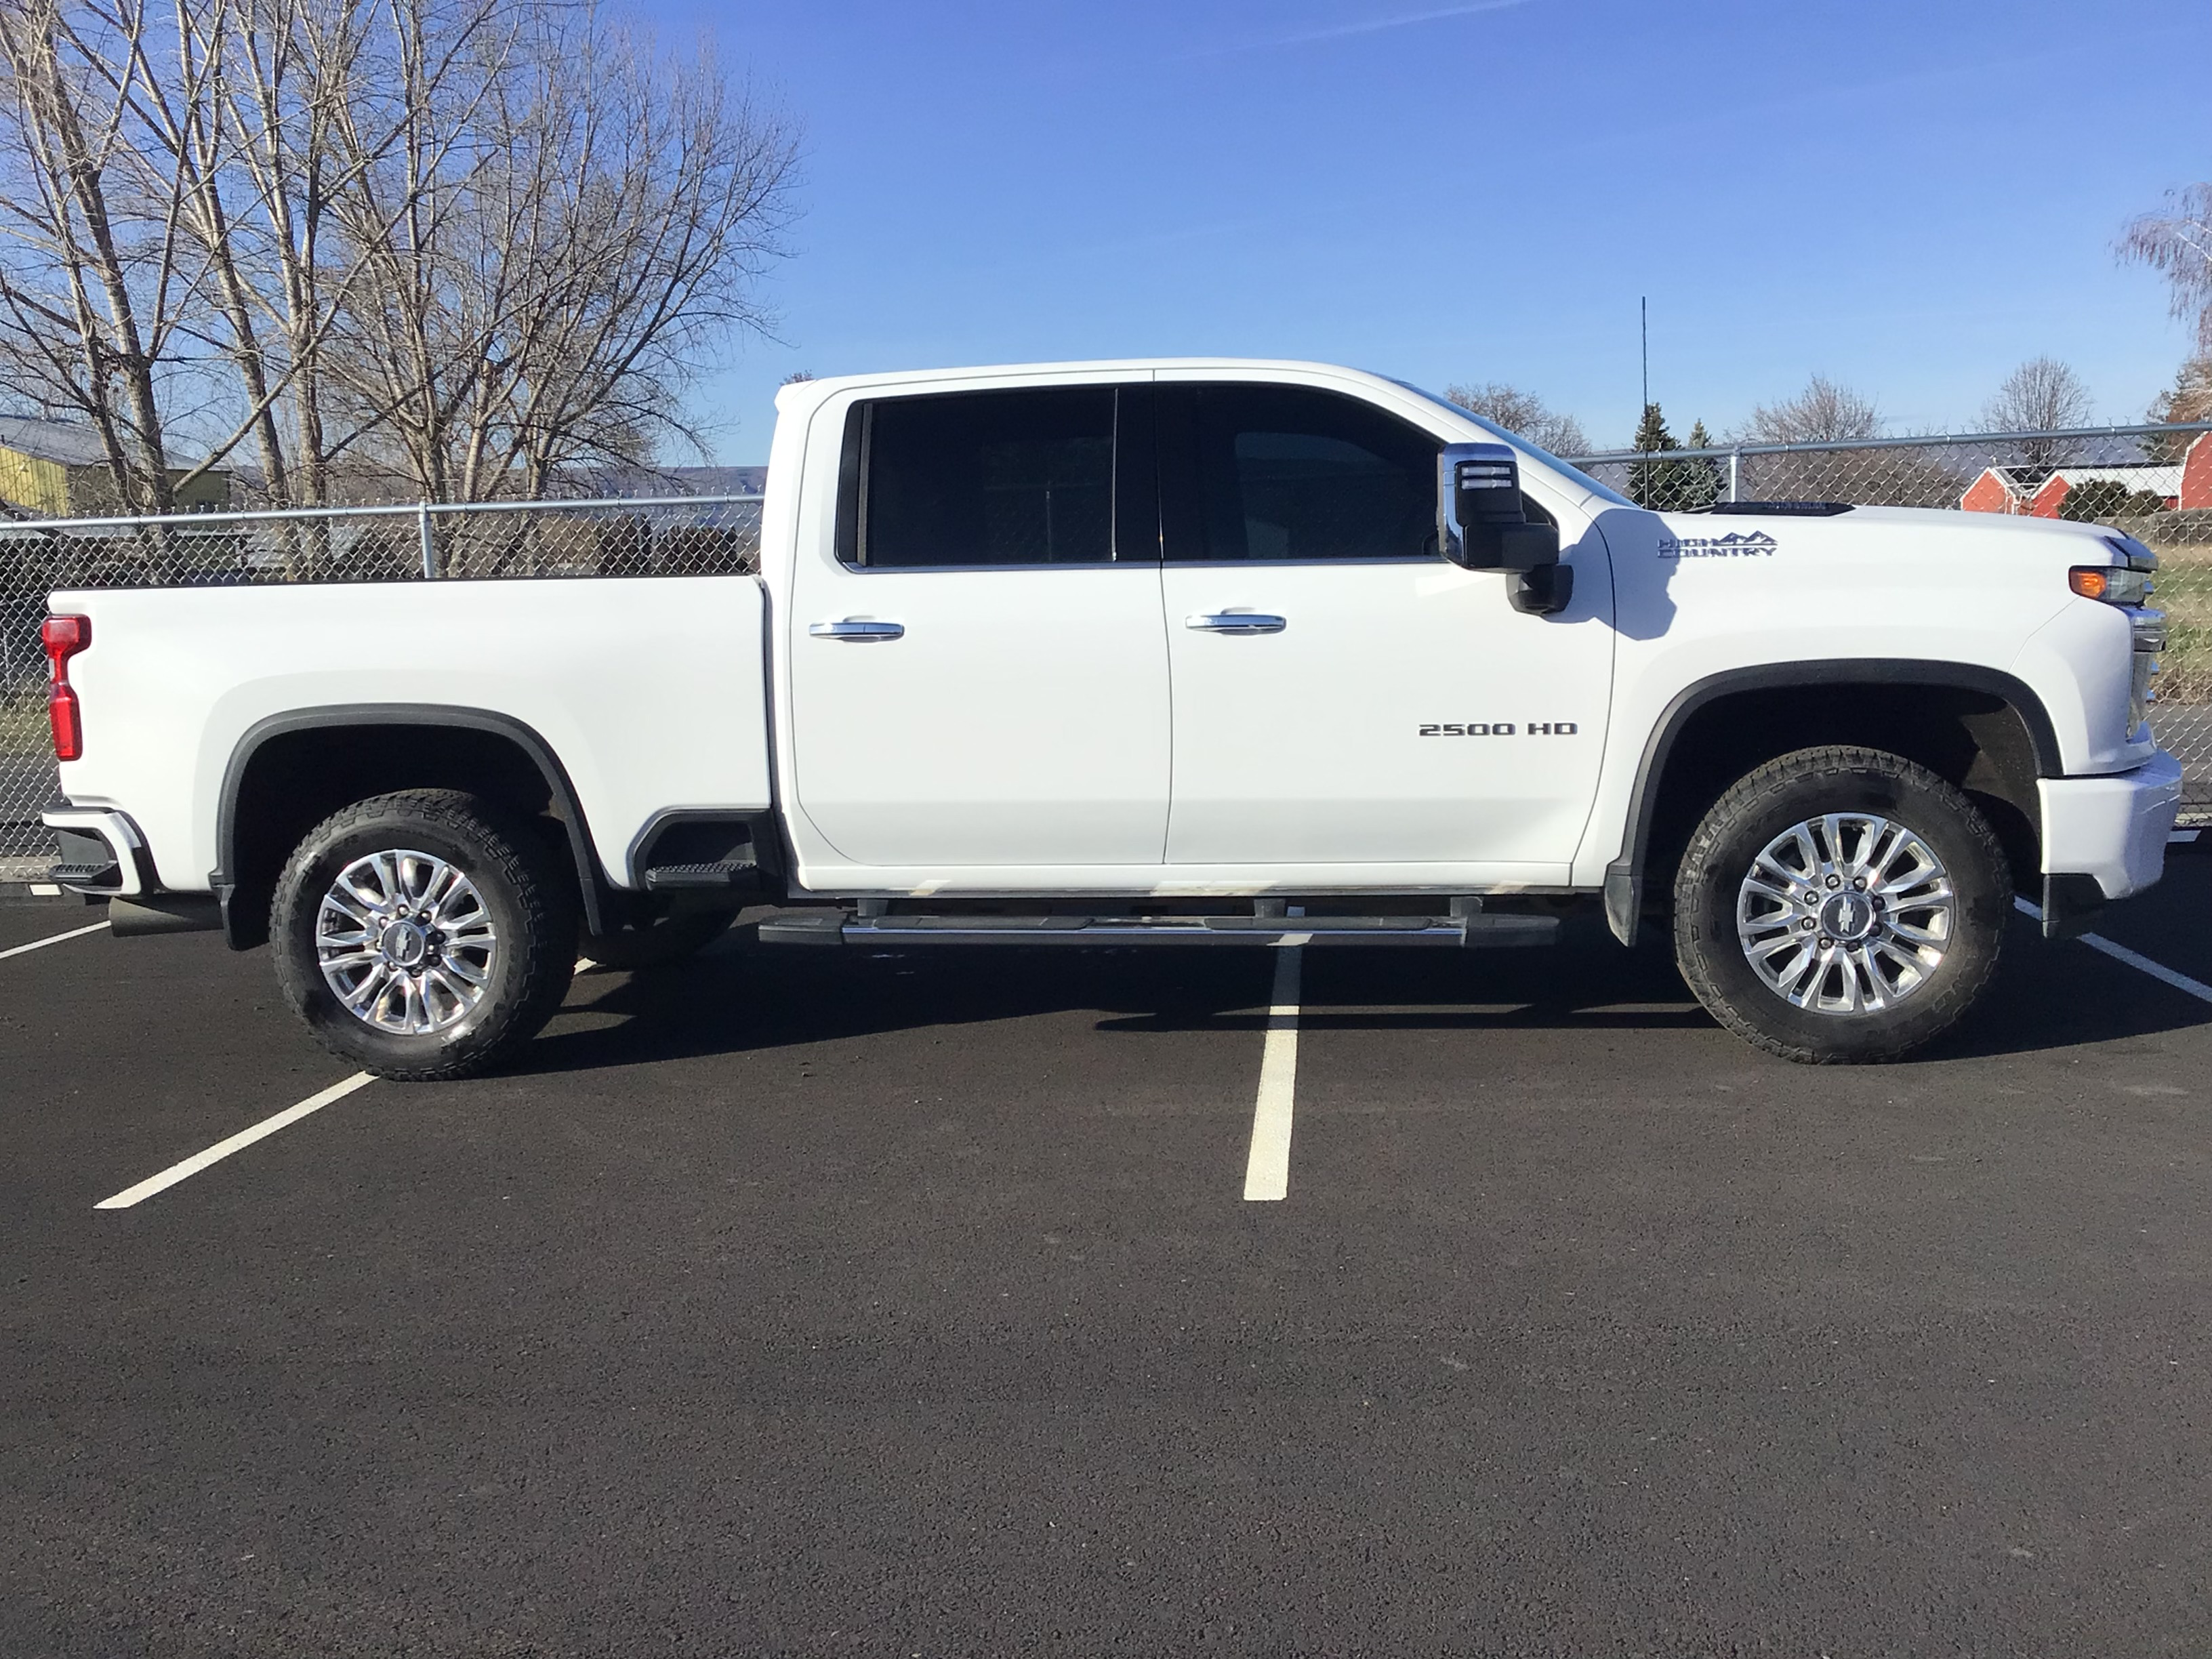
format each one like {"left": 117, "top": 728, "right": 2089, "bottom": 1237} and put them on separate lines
{"left": 840, "top": 386, "right": 1119, "bottom": 567}
{"left": 1160, "top": 384, "right": 1440, "bottom": 561}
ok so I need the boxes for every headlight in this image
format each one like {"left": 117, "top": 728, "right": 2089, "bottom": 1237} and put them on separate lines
{"left": 2070, "top": 565, "right": 2154, "bottom": 605}
{"left": 2074, "top": 559, "right": 2166, "bottom": 740}
{"left": 2104, "top": 533, "right": 2159, "bottom": 572}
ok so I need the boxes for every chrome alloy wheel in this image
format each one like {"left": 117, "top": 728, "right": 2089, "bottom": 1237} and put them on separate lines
{"left": 315, "top": 848, "right": 499, "bottom": 1034}
{"left": 1736, "top": 813, "right": 1955, "bottom": 1015}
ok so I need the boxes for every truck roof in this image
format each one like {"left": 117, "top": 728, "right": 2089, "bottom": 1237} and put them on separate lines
{"left": 773, "top": 357, "right": 1414, "bottom": 412}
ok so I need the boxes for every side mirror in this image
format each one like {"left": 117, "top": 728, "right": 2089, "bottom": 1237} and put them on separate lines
{"left": 1437, "top": 443, "right": 1572, "bottom": 614}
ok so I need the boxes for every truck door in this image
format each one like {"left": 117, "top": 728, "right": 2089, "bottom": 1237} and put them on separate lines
{"left": 1155, "top": 378, "right": 1614, "bottom": 872}
{"left": 786, "top": 380, "right": 1171, "bottom": 870}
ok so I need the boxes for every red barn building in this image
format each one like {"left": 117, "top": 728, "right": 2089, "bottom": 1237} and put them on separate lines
{"left": 1961, "top": 439, "right": 2208, "bottom": 516}
{"left": 2186, "top": 430, "right": 2212, "bottom": 510}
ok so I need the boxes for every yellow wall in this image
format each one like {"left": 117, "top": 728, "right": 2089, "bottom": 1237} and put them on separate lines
{"left": 0, "top": 445, "right": 232, "bottom": 516}
{"left": 0, "top": 447, "right": 70, "bottom": 516}
{"left": 56, "top": 461, "right": 231, "bottom": 515}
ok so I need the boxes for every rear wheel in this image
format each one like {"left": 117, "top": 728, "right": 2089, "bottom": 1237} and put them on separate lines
{"left": 272, "top": 789, "right": 577, "bottom": 1081}
{"left": 1673, "top": 746, "right": 2010, "bottom": 1064}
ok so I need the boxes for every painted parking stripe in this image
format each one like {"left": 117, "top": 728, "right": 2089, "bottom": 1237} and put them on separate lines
{"left": 1242, "top": 935, "right": 1311, "bottom": 1202}
{"left": 95, "top": 1072, "right": 377, "bottom": 1210}
{"left": 2014, "top": 897, "right": 2212, "bottom": 1006}
{"left": 0, "top": 919, "right": 108, "bottom": 962}
{"left": 92, "top": 954, "right": 599, "bottom": 1210}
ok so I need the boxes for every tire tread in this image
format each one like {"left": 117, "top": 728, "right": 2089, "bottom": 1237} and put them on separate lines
{"left": 1673, "top": 745, "right": 2009, "bottom": 1065}
{"left": 271, "top": 788, "right": 575, "bottom": 1082}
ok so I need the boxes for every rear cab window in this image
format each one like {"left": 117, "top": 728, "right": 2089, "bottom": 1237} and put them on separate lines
{"left": 835, "top": 385, "right": 1158, "bottom": 567}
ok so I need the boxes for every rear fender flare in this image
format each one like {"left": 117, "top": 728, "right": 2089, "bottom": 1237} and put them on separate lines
{"left": 213, "top": 704, "right": 613, "bottom": 943}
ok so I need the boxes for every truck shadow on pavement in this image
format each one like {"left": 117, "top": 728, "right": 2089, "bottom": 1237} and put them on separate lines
{"left": 510, "top": 908, "right": 2210, "bottom": 1079}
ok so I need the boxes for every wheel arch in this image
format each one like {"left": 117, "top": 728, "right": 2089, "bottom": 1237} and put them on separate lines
{"left": 216, "top": 705, "right": 613, "bottom": 947}
{"left": 1604, "top": 661, "right": 2060, "bottom": 945}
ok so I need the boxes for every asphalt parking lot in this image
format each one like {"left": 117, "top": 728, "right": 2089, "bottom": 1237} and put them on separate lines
{"left": 5, "top": 855, "right": 2212, "bottom": 1657}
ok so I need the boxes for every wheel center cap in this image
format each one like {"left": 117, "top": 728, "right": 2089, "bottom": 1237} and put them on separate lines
{"left": 380, "top": 919, "right": 429, "bottom": 968}
{"left": 1820, "top": 891, "right": 1877, "bottom": 942}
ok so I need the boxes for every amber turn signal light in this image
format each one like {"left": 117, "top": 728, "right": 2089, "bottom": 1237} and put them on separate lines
{"left": 2070, "top": 566, "right": 2153, "bottom": 606}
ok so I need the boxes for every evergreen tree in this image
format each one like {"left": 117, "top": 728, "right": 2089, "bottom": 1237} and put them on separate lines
{"left": 1626, "top": 405, "right": 1719, "bottom": 510}
{"left": 1625, "top": 404, "right": 1679, "bottom": 508}
{"left": 1677, "top": 419, "right": 1723, "bottom": 511}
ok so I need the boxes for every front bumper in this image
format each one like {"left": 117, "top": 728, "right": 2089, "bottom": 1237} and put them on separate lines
{"left": 2039, "top": 750, "right": 2184, "bottom": 903}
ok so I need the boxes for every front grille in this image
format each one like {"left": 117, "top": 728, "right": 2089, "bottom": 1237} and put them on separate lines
{"left": 2131, "top": 609, "right": 2165, "bottom": 741}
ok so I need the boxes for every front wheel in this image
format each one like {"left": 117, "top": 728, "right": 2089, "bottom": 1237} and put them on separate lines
{"left": 1673, "top": 746, "right": 2011, "bottom": 1064}
{"left": 272, "top": 790, "right": 578, "bottom": 1081}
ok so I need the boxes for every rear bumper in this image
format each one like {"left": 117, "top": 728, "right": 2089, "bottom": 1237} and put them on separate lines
{"left": 40, "top": 808, "right": 150, "bottom": 897}
{"left": 2039, "top": 750, "right": 2184, "bottom": 902}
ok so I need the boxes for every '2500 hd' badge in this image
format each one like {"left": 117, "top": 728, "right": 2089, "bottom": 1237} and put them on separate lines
{"left": 1418, "top": 722, "right": 1578, "bottom": 737}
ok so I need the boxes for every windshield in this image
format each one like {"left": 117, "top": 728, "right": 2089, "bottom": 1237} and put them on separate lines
{"left": 1390, "top": 380, "right": 1637, "bottom": 508}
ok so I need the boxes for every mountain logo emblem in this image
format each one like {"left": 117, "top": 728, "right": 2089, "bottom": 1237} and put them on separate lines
{"left": 1657, "top": 530, "right": 1779, "bottom": 560}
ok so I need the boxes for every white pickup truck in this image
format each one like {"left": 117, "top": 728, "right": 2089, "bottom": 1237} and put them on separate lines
{"left": 37, "top": 359, "right": 2182, "bottom": 1077}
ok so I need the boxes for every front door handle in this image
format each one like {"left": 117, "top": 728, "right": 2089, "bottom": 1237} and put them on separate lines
{"left": 1185, "top": 612, "right": 1286, "bottom": 635}
{"left": 809, "top": 619, "right": 905, "bottom": 642}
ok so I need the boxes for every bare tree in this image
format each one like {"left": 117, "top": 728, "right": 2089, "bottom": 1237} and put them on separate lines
{"left": 2121, "top": 182, "right": 2212, "bottom": 352}
{"left": 312, "top": 0, "right": 796, "bottom": 506}
{"left": 1740, "top": 375, "right": 1883, "bottom": 445}
{"left": 1730, "top": 377, "right": 1965, "bottom": 506}
{"left": 473, "top": 14, "right": 798, "bottom": 499}
{"left": 1982, "top": 356, "right": 2093, "bottom": 431}
{"left": 1979, "top": 356, "right": 2093, "bottom": 469}
{"left": 0, "top": 0, "right": 198, "bottom": 512}
{"left": 0, "top": 0, "right": 797, "bottom": 517}
{"left": 1443, "top": 380, "right": 1589, "bottom": 457}
{"left": 2144, "top": 355, "right": 2212, "bottom": 462}
{"left": 2150, "top": 356, "right": 2212, "bottom": 426}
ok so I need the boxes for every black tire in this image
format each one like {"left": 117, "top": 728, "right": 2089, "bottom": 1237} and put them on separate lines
{"left": 1673, "top": 746, "right": 2011, "bottom": 1064}
{"left": 580, "top": 902, "right": 740, "bottom": 970}
{"left": 272, "top": 789, "right": 577, "bottom": 1081}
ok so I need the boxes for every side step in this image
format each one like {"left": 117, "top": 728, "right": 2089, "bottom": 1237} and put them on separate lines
{"left": 642, "top": 852, "right": 758, "bottom": 892}
{"left": 47, "top": 861, "right": 120, "bottom": 888}
{"left": 757, "top": 911, "right": 1558, "bottom": 949}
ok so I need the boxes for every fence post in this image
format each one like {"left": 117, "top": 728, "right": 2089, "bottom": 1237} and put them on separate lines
{"left": 417, "top": 501, "right": 436, "bottom": 579}
{"left": 1727, "top": 449, "right": 1742, "bottom": 504}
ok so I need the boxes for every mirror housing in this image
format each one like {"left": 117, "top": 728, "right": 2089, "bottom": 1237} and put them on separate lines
{"left": 1437, "top": 443, "right": 1572, "bottom": 613}
{"left": 1438, "top": 443, "right": 1557, "bottom": 573}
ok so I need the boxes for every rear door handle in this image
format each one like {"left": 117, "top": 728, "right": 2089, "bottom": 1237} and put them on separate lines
{"left": 809, "top": 619, "right": 905, "bottom": 642}
{"left": 1185, "top": 612, "right": 1286, "bottom": 635}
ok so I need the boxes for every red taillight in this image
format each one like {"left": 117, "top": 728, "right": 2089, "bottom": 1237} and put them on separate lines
{"left": 49, "top": 684, "right": 82, "bottom": 761}
{"left": 41, "top": 613, "right": 89, "bottom": 658}
{"left": 41, "top": 613, "right": 89, "bottom": 762}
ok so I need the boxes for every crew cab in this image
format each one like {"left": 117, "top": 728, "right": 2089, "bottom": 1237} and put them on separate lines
{"left": 38, "top": 359, "right": 2184, "bottom": 1076}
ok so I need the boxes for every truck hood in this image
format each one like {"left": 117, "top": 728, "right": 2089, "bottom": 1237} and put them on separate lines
{"left": 1645, "top": 504, "right": 2134, "bottom": 575}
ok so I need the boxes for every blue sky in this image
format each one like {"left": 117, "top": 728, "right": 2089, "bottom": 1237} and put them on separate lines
{"left": 647, "top": 0, "right": 2210, "bottom": 461}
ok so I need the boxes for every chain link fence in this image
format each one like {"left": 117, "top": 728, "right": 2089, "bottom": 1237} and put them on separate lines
{"left": 5, "top": 425, "right": 2211, "bottom": 873}
{"left": 0, "top": 494, "right": 761, "bottom": 874}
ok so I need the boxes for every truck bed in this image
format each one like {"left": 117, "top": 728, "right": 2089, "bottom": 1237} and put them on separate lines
{"left": 49, "top": 575, "right": 773, "bottom": 893}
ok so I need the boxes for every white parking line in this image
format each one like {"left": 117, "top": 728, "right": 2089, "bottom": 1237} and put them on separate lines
{"left": 93, "top": 952, "right": 599, "bottom": 1210}
{"left": 96, "top": 1071, "right": 377, "bottom": 1210}
{"left": 2014, "top": 897, "right": 2212, "bottom": 1006}
{"left": 0, "top": 919, "right": 108, "bottom": 962}
{"left": 1243, "top": 935, "right": 1311, "bottom": 1202}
